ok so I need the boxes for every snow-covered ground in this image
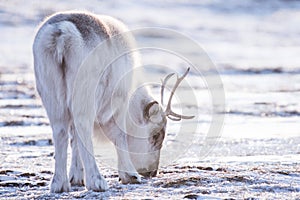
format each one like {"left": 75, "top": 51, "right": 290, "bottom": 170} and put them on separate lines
{"left": 0, "top": 0, "right": 299, "bottom": 199}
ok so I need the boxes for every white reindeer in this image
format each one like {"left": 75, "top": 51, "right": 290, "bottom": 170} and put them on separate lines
{"left": 33, "top": 11, "right": 193, "bottom": 193}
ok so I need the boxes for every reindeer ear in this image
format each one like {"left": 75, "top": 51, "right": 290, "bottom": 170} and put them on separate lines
{"left": 144, "top": 101, "right": 161, "bottom": 123}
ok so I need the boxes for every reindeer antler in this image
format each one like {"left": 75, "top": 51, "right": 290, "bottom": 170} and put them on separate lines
{"left": 161, "top": 68, "right": 195, "bottom": 121}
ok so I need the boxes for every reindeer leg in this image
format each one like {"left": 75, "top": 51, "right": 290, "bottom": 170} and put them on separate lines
{"left": 69, "top": 123, "right": 84, "bottom": 186}
{"left": 102, "top": 121, "right": 141, "bottom": 184}
{"left": 75, "top": 120, "right": 108, "bottom": 191}
{"left": 50, "top": 120, "right": 71, "bottom": 193}
{"left": 34, "top": 59, "right": 71, "bottom": 193}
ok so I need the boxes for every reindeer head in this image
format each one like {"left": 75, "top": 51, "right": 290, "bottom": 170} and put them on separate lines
{"left": 126, "top": 68, "right": 194, "bottom": 178}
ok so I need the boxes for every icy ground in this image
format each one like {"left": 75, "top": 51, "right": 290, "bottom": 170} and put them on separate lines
{"left": 0, "top": 62, "right": 299, "bottom": 199}
{"left": 0, "top": 0, "right": 300, "bottom": 199}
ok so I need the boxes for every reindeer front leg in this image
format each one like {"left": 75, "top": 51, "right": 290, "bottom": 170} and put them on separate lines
{"left": 115, "top": 132, "right": 142, "bottom": 184}
{"left": 101, "top": 120, "right": 141, "bottom": 184}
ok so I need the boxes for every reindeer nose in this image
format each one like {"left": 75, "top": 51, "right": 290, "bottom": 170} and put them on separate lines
{"left": 140, "top": 170, "right": 158, "bottom": 178}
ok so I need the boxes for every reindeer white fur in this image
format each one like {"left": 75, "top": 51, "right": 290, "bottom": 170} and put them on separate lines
{"left": 33, "top": 11, "right": 192, "bottom": 193}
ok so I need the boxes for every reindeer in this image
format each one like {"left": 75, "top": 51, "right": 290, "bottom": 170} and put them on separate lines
{"left": 33, "top": 11, "right": 193, "bottom": 193}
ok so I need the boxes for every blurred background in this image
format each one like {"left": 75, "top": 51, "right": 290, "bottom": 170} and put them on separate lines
{"left": 1, "top": 0, "right": 300, "bottom": 68}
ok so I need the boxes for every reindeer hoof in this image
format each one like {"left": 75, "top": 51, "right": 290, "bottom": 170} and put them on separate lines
{"left": 50, "top": 174, "right": 71, "bottom": 193}
{"left": 70, "top": 175, "right": 84, "bottom": 186}
{"left": 119, "top": 171, "right": 141, "bottom": 184}
{"left": 69, "top": 167, "right": 84, "bottom": 186}
{"left": 85, "top": 174, "right": 108, "bottom": 192}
